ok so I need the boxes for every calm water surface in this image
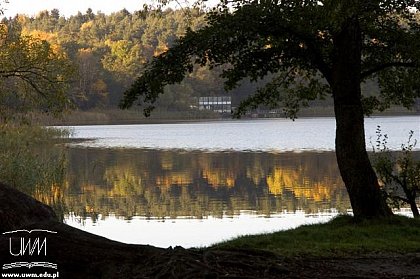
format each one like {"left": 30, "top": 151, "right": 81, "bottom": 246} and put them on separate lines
{"left": 60, "top": 116, "right": 419, "bottom": 247}
{"left": 66, "top": 116, "right": 419, "bottom": 152}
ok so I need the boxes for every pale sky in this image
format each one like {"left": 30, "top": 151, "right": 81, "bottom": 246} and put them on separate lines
{"left": 2, "top": 0, "right": 151, "bottom": 18}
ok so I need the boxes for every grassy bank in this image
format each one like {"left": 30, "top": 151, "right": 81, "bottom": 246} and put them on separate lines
{"left": 214, "top": 215, "right": 420, "bottom": 256}
{"left": 0, "top": 124, "right": 69, "bottom": 190}
{"left": 0, "top": 124, "right": 70, "bottom": 218}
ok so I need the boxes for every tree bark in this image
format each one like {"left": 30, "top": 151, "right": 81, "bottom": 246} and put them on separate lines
{"left": 409, "top": 200, "right": 420, "bottom": 218}
{"left": 331, "top": 18, "right": 392, "bottom": 218}
{"left": 406, "top": 187, "right": 420, "bottom": 218}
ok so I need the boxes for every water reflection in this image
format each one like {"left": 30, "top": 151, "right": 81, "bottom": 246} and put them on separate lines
{"left": 64, "top": 148, "right": 351, "bottom": 221}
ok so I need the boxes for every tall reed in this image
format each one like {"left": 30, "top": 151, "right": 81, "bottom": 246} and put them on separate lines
{"left": 0, "top": 124, "right": 70, "bottom": 220}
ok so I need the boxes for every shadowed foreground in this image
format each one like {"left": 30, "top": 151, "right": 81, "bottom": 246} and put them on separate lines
{"left": 0, "top": 183, "right": 418, "bottom": 278}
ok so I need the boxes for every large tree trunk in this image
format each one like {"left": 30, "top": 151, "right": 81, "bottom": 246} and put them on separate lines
{"left": 409, "top": 200, "right": 420, "bottom": 218}
{"left": 331, "top": 18, "right": 392, "bottom": 218}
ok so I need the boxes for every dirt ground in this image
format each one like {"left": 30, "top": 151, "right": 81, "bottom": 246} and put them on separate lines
{"left": 0, "top": 222, "right": 419, "bottom": 278}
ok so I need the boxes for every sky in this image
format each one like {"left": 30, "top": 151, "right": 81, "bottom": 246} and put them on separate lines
{"left": 2, "top": 0, "right": 151, "bottom": 18}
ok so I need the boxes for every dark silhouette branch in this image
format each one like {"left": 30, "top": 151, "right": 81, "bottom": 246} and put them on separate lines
{"left": 268, "top": 24, "right": 332, "bottom": 83}
{"left": 19, "top": 76, "right": 48, "bottom": 99}
{"left": 361, "top": 61, "right": 417, "bottom": 79}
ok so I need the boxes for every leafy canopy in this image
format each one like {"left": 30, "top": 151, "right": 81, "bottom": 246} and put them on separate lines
{"left": 0, "top": 23, "right": 74, "bottom": 116}
{"left": 121, "top": 0, "right": 420, "bottom": 117}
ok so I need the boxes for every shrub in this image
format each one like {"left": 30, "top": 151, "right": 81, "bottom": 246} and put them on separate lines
{"left": 371, "top": 126, "right": 420, "bottom": 218}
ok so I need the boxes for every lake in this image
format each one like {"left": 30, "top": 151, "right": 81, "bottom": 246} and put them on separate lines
{"left": 59, "top": 116, "right": 419, "bottom": 248}
{"left": 66, "top": 116, "right": 419, "bottom": 152}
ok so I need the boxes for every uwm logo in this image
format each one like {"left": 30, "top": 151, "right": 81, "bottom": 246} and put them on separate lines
{"left": 9, "top": 237, "right": 47, "bottom": 257}
{"left": 2, "top": 230, "right": 58, "bottom": 270}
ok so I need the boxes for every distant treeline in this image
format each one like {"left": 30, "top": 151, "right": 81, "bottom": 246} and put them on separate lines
{"left": 1, "top": 8, "right": 266, "bottom": 113}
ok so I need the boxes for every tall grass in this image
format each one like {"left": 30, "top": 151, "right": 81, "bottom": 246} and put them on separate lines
{"left": 0, "top": 124, "right": 70, "bottom": 219}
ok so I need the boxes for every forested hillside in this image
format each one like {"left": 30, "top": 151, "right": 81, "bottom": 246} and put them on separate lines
{"left": 1, "top": 8, "right": 264, "bottom": 114}
{"left": 1, "top": 8, "right": 417, "bottom": 118}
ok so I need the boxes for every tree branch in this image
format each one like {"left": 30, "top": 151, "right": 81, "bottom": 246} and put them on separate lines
{"left": 361, "top": 61, "right": 417, "bottom": 79}
{"left": 19, "top": 76, "right": 48, "bottom": 99}
{"left": 0, "top": 69, "right": 60, "bottom": 85}
{"left": 268, "top": 23, "right": 332, "bottom": 83}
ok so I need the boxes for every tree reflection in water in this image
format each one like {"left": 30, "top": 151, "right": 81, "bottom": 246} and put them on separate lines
{"left": 61, "top": 148, "right": 350, "bottom": 221}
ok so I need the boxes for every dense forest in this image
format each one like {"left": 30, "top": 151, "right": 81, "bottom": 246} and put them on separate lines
{"left": 1, "top": 7, "right": 417, "bottom": 119}
{"left": 0, "top": 8, "right": 268, "bottom": 116}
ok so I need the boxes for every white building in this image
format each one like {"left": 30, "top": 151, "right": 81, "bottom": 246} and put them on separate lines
{"left": 198, "top": 96, "right": 232, "bottom": 113}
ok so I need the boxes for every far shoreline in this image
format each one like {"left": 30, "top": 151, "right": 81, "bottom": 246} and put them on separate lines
{"left": 37, "top": 106, "right": 419, "bottom": 126}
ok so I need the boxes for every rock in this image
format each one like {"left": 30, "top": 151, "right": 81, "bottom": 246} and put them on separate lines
{"left": 0, "top": 182, "right": 57, "bottom": 232}
{"left": 0, "top": 183, "right": 164, "bottom": 278}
